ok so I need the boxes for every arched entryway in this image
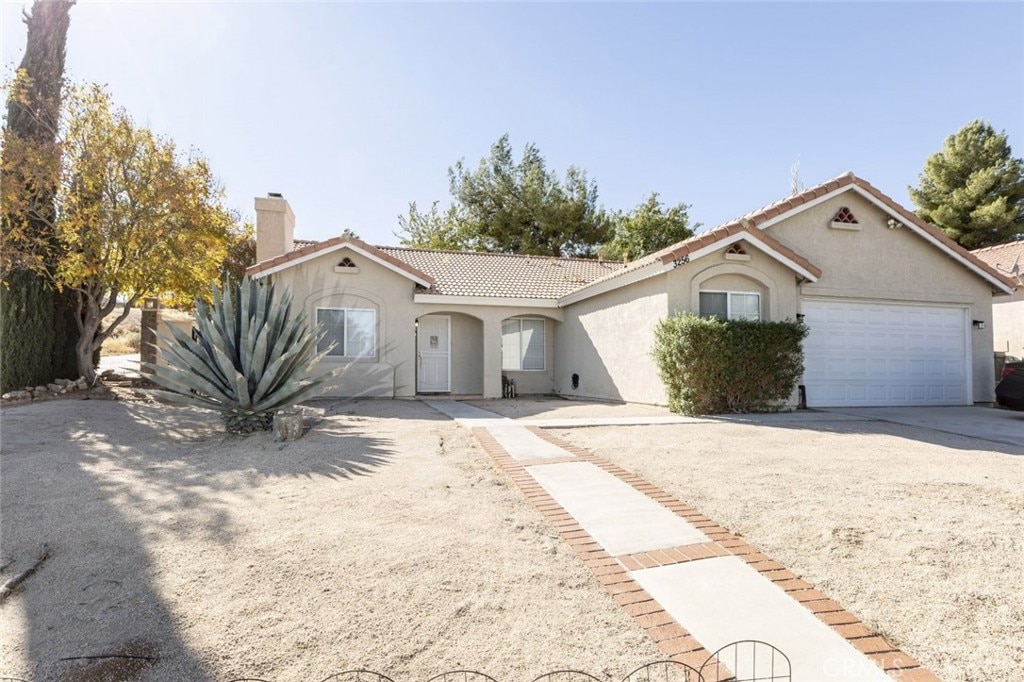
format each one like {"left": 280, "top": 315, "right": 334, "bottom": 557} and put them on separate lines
{"left": 416, "top": 312, "right": 484, "bottom": 395}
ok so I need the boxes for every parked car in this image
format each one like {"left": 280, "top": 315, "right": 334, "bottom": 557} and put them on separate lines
{"left": 995, "top": 362, "right": 1024, "bottom": 411}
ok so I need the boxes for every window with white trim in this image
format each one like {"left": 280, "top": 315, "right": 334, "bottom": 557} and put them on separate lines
{"left": 502, "top": 318, "right": 545, "bottom": 370}
{"left": 316, "top": 308, "right": 377, "bottom": 357}
{"left": 699, "top": 291, "right": 761, "bottom": 321}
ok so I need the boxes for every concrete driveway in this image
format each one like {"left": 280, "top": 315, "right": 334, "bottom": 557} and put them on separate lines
{"left": 821, "top": 405, "right": 1024, "bottom": 448}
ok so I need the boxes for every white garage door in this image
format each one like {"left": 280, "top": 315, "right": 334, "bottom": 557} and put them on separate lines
{"left": 802, "top": 300, "right": 969, "bottom": 407}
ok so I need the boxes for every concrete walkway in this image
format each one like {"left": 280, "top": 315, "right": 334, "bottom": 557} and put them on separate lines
{"left": 529, "top": 461, "right": 708, "bottom": 555}
{"left": 429, "top": 399, "right": 935, "bottom": 681}
{"left": 98, "top": 352, "right": 142, "bottom": 378}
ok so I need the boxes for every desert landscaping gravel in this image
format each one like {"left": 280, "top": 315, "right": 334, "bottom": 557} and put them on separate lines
{"left": 0, "top": 398, "right": 659, "bottom": 682}
{"left": 554, "top": 412, "right": 1024, "bottom": 682}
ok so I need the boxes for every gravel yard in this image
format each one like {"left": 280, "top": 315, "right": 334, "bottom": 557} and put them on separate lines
{"left": 0, "top": 398, "right": 658, "bottom": 682}
{"left": 553, "top": 414, "right": 1024, "bottom": 682}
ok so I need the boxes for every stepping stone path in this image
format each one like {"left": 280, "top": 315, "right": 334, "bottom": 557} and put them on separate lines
{"left": 426, "top": 400, "right": 940, "bottom": 682}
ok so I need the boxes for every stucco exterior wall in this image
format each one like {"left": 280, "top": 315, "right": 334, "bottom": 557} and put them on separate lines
{"left": 555, "top": 275, "right": 669, "bottom": 404}
{"left": 667, "top": 249, "right": 802, "bottom": 322}
{"left": 766, "top": 192, "right": 998, "bottom": 402}
{"left": 154, "top": 311, "right": 197, "bottom": 367}
{"left": 448, "top": 313, "right": 483, "bottom": 395}
{"left": 993, "top": 290, "right": 1024, "bottom": 360}
{"left": 555, "top": 247, "right": 803, "bottom": 405}
{"left": 268, "top": 246, "right": 562, "bottom": 398}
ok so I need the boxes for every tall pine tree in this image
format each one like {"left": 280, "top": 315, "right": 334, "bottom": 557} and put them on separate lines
{"left": 1, "top": 1, "right": 77, "bottom": 391}
{"left": 909, "top": 120, "right": 1024, "bottom": 249}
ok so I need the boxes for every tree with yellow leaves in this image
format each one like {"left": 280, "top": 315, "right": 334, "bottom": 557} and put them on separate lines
{"left": 3, "top": 83, "right": 237, "bottom": 384}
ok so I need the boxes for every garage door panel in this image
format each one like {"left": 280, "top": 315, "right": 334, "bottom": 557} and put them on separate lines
{"left": 802, "top": 300, "right": 968, "bottom": 407}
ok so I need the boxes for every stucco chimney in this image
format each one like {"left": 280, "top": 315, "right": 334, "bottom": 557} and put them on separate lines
{"left": 254, "top": 193, "right": 295, "bottom": 262}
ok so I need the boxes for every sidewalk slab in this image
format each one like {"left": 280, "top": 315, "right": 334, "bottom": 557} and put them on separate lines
{"left": 528, "top": 461, "right": 707, "bottom": 556}
{"left": 631, "top": 557, "right": 892, "bottom": 682}
{"left": 488, "top": 425, "right": 575, "bottom": 460}
{"left": 424, "top": 400, "right": 507, "bottom": 424}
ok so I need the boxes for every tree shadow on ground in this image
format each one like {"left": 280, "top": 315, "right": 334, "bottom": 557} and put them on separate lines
{"left": 0, "top": 397, "right": 397, "bottom": 681}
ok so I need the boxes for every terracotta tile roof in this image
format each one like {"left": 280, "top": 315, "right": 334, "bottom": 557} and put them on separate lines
{"left": 246, "top": 237, "right": 624, "bottom": 299}
{"left": 378, "top": 247, "right": 625, "bottom": 299}
{"left": 292, "top": 238, "right": 318, "bottom": 249}
{"left": 657, "top": 221, "right": 822, "bottom": 277}
{"left": 248, "top": 173, "right": 1016, "bottom": 300}
{"left": 971, "top": 239, "right": 1024, "bottom": 284}
{"left": 566, "top": 221, "right": 824, "bottom": 297}
{"left": 571, "top": 171, "right": 1017, "bottom": 295}
{"left": 246, "top": 236, "right": 435, "bottom": 286}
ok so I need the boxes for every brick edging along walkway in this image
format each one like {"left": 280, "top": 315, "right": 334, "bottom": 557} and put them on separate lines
{"left": 471, "top": 426, "right": 940, "bottom": 682}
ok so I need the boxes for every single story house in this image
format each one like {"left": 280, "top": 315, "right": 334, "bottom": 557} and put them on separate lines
{"left": 247, "top": 172, "right": 1017, "bottom": 408}
{"left": 971, "top": 239, "right": 1024, "bottom": 361}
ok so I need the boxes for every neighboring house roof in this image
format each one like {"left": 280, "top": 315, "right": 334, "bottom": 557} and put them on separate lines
{"left": 971, "top": 239, "right": 1024, "bottom": 284}
{"left": 565, "top": 172, "right": 1017, "bottom": 301}
{"left": 378, "top": 247, "right": 624, "bottom": 299}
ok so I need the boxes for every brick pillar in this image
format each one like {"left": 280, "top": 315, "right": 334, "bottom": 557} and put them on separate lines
{"left": 140, "top": 298, "right": 161, "bottom": 374}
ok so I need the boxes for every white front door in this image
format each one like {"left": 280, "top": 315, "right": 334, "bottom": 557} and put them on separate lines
{"left": 417, "top": 315, "right": 450, "bottom": 393}
{"left": 801, "top": 299, "right": 969, "bottom": 407}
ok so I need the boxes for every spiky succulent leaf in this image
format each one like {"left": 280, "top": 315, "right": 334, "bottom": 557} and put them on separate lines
{"left": 146, "top": 277, "right": 340, "bottom": 433}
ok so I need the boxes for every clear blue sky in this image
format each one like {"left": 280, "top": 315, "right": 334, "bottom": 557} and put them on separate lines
{"left": 2, "top": 1, "right": 1022, "bottom": 246}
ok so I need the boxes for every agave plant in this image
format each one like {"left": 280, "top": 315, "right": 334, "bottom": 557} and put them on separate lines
{"left": 146, "top": 278, "right": 338, "bottom": 433}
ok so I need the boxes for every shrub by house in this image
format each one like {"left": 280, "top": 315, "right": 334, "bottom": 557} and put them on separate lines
{"left": 653, "top": 313, "right": 807, "bottom": 415}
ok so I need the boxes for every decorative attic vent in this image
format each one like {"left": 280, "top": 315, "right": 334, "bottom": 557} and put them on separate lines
{"left": 830, "top": 207, "right": 861, "bottom": 230}
{"left": 334, "top": 256, "right": 359, "bottom": 274}
{"left": 724, "top": 242, "right": 751, "bottom": 261}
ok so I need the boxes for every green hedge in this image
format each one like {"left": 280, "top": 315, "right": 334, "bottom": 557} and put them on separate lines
{"left": 652, "top": 313, "right": 808, "bottom": 415}
{"left": 1, "top": 270, "right": 56, "bottom": 392}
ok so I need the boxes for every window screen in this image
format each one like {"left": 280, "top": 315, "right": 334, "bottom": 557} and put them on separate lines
{"left": 502, "top": 318, "right": 545, "bottom": 370}
{"left": 699, "top": 292, "right": 728, "bottom": 320}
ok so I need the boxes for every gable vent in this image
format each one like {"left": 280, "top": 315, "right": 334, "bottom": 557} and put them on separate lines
{"left": 334, "top": 256, "right": 360, "bottom": 273}
{"left": 724, "top": 242, "right": 751, "bottom": 261}
{"left": 830, "top": 207, "right": 861, "bottom": 230}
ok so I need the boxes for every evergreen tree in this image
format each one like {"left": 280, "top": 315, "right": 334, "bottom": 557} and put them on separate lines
{"left": 1, "top": 0, "right": 77, "bottom": 391}
{"left": 399, "top": 134, "right": 613, "bottom": 257}
{"left": 909, "top": 120, "right": 1024, "bottom": 249}
{"left": 601, "top": 192, "right": 698, "bottom": 261}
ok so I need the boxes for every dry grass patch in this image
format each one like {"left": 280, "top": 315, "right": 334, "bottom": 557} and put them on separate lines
{"left": 0, "top": 398, "right": 658, "bottom": 682}
{"left": 555, "top": 418, "right": 1024, "bottom": 682}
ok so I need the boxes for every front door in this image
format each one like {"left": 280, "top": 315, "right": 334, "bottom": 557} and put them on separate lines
{"left": 417, "top": 315, "right": 450, "bottom": 393}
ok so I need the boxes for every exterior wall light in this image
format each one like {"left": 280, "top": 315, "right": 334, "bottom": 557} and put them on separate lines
{"left": 972, "top": 320, "right": 986, "bottom": 330}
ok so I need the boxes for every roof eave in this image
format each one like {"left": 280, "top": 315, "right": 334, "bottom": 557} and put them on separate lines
{"left": 247, "top": 238, "right": 435, "bottom": 288}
